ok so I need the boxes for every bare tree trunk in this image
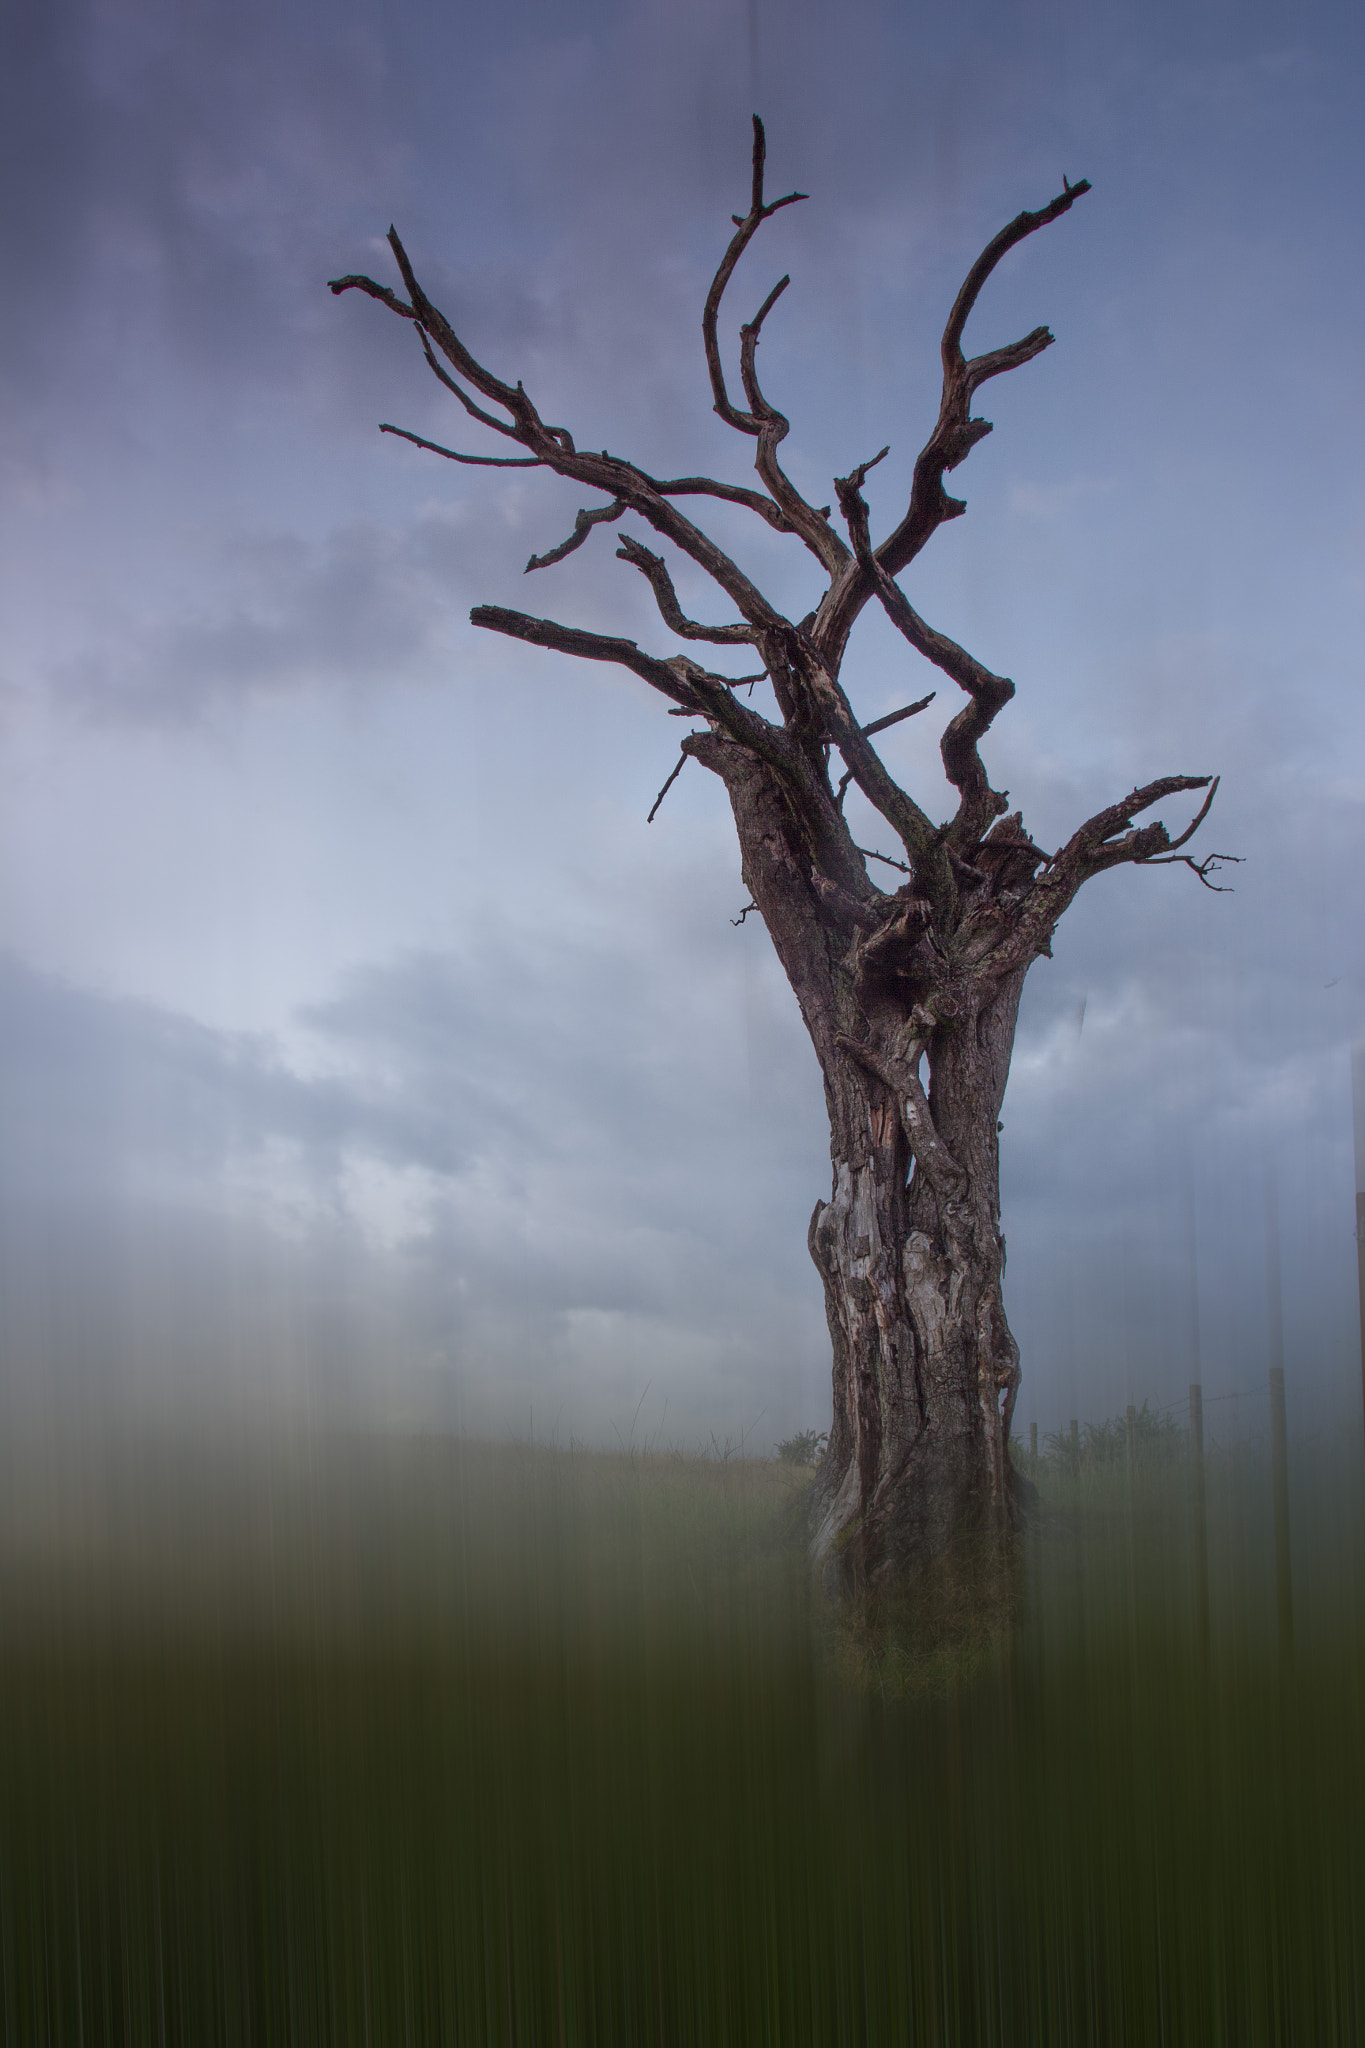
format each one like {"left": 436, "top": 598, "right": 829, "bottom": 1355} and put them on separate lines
{"left": 807, "top": 988, "right": 1025, "bottom": 1589}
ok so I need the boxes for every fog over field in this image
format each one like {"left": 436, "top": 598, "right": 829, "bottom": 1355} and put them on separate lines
{"left": 2, "top": 0, "right": 1363, "bottom": 1449}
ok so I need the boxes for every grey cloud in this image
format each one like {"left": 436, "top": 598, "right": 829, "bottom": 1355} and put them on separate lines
{"left": 4, "top": 808, "right": 1361, "bottom": 1454}
{"left": 4, "top": 0, "right": 1365, "bottom": 1455}
{"left": 1000, "top": 870, "right": 1364, "bottom": 1433}
{"left": 0, "top": 935, "right": 834, "bottom": 1442}
{"left": 0, "top": 0, "right": 403, "bottom": 388}
{"left": 39, "top": 470, "right": 774, "bottom": 726}
{"left": 0, "top": 952, "right": 464, "bottom": 1203}
{"left": 49, "top": 511, "right": 487, "bottom": 722}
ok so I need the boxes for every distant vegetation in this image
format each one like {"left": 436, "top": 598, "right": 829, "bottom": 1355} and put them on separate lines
{"left": 1038, "top": 1398, "right": 1187, "bottom": 1473}
{"left": 776, "top": 1426, "right": 829, "bottom": 1467}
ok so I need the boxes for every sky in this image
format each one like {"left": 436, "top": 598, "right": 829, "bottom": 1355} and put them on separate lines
{"left": 2, "top": 0, "right": 1363, "bottom": 1453}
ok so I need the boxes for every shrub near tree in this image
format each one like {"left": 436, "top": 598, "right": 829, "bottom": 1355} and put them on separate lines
{"left": 778, "top": 1431, "right": 830, "bottom": 1469}
{"left": 332, "top": 122, "right": 1227, "bottom": 1595}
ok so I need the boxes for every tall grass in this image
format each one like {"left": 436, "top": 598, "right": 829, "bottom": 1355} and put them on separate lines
{"left": 0, "top": 1417, "right": 1362, "bottom": 2042}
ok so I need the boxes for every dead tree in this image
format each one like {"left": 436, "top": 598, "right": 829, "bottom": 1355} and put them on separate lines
{"left": 331, "top": 122, "right": 1227, "bottom": 1590}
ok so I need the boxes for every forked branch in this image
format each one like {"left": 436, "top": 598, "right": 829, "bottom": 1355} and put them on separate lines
{"left": 702, "top": 119, "right": 849, "bottom": 577}
{"left": 470, "top": 603, "right": 798, "bottom": 782}
{"left": 332, "top": 235, "right": 801, "bottom": 639}
{"left": 836, "top": 458, "right": 1012, "bottom": 847}
{"left": 1139, "top": 775, "right": 1219, "bottom": 855}
{"left": 526, "top": 500, "right": 627, "bottom": 573}
{"left": 814, "top": 176, "right": 1092, "bottom": 666}
{"left": 1061, "top": 774, "right": 1217, "bottom": 878}
{"left": 703, "top": 117, "right": 808, "bottom": 433}
{"left": 1142, "top": 850, "right": 1241, "bottom": 891}
{"left": 1131, "top": 779, "right": 1239, "bottom": 888}
{"left": 616, "top": 535, "right": 759, "bottom": 644}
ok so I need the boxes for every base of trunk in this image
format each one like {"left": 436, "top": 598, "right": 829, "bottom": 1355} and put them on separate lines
{"left": 811, "top": 1449, "right": 1040, "bottom": 1677}
{"left": 809, "top": 1428, "right": 1031, "bottom": 1600}
{"left": 829, "top": 1519, "right": 1026, "bottom": 1686}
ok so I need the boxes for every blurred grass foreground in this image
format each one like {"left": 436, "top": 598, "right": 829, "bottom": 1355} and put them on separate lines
{"left": 1, "top": 1415, "right": 1363, "bottom": 2043}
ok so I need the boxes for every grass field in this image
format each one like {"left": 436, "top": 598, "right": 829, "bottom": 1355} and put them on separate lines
{"left": 1, "top": 1417, "right": 1362, "bottom": 2043}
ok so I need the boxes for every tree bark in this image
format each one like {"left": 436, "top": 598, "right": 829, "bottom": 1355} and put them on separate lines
{"left": 693, "top": 729, "right": 1028, "bottom": 1590}
{"left": 807, "top": 983, "right": 1025, "bottom": 1591}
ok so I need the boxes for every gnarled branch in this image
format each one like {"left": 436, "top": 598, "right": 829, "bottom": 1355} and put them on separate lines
{"left": 526, "top": 499, "right": 627, "bottom": 573}
{"left": 470, "top": 605, "right": 706, "bottom": 711}
{"left": 1129, "top": 774, "right": 1239, "bottom": 888}
{"left": 384, "top": 228, "right": 534, "bottom": 428}
{"left": 703, "top": 117, "right": 808, "bottom": 432}
{"left": 738, "top": 274, "right": 851, "bottom": 578}
{"left": 327, "top": 271, "right": 416, "bottom": 320}
{"left": 1139, "top": 774, "right": 1219, "bottom": 856}
{"left": 646, "top": 473, "right": 793, "bottom": 532}
{"left": 814, "top": 177, "right": 1092, "bottom": 668}
{"left": 616, "top": 535, "right": 758, "bottom": 644}
{"left": 470, "top": 604, "right": 802, "bottom": 788}
{"left": 835, "top": 459, "right": 1012, "bottom": 847}
{"left": 1061, "top": 773, "right": 1217, "bottom": 878}
{"left": 336, "top": 237, "right": 797, "bottom": 639}
{"left": 955, "top": 776, "right": 1226, "bottom": 988}
{"left": 701, "top": 118, "right": 849, "bottom": 578}
{"left": 811, "top": 690, "right": 939, "bottom": 873}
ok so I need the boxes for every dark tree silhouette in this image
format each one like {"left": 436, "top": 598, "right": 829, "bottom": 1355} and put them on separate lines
{"left": 331, "top": 122, "right": 1226, "bottom": 1591}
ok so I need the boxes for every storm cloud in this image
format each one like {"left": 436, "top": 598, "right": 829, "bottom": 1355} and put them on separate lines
{"left": 2, "top": 0, "right": 1363, "bottom": 1451}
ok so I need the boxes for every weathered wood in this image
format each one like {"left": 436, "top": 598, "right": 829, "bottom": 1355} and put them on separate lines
{"left": 333, "top": 122, "right": 1225, "bottom": 1593}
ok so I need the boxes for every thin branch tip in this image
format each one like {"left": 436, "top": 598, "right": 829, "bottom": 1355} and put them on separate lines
{"left": 860, "top": 693, "right": 935, "bottom": 738}
{"left": 745, "top": 275, "right": 791, "bottom": 336}
{"left": 855, "top": 844, "right": 912, "bottom": 875}
{"left": 1144, "top": 849, "right": 1243, "bottom": 892}
{"left": 840, "top": 447, "right": 890, "bottom": 495}
{"left": 379, "top": 423, "right": 540, "bottom": 468}
{"left": 525, "top": 497, "right": 627, "bottom": 573}
{"left": 647, "top": 750, "right": 688, "bottom": 823}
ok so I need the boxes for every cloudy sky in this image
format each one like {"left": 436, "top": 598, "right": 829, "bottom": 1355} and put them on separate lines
{"left": 2, "top": 0, "right": 1363, "bottom": 1451}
